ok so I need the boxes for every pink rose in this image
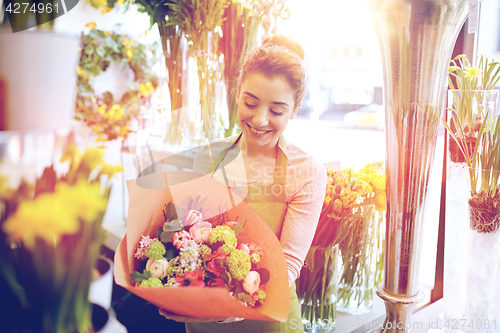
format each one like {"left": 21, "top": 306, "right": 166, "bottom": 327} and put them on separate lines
{"left": 236, "top": 243, "right": 250, "bottom": 254}
{"left": 189, "top": 221, "right": 212, "bottom": 243}
{"left": 183, "top": 210, "right": 203, "bottom": 228}
{"left": 146, "top": 258, "right": 169, "bottom": 279}
{"left": 242, "top": 271, "right": 261, "bottom": 295}
{"left": 172, "top": 230, "right": 191, "bottom": 249}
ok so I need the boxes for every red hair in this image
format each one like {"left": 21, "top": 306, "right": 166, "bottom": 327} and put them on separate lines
{"left": 238, "top": 35, "right": 306, "bottom": 109}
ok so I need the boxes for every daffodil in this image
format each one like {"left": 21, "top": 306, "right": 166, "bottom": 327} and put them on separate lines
{"left": 464, "top": 67, "right": 483, "bottom": 80}
{"left": 2, "top": 191, "right": 79, "bottom": 248}
{"left": 56, "top": 181, "right": 107, "bottom": 223}
{"left": 80, "top": 145, "right": 106, "bottom": 172}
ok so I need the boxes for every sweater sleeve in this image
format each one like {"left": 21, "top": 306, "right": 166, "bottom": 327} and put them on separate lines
{"left": 280, "top": 156, "right": 327, "bottom": 286}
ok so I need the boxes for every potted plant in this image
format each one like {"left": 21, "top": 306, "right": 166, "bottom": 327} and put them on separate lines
{"left": 0, "top": 144, "right": 123, "bottom": 332}
{"left": 443, "top": 54, "right": 500, "bottom": 322}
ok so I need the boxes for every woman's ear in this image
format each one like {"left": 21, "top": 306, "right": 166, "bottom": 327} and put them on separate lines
{"left": 290, "top": 103, "right": 301, "bottom": 119}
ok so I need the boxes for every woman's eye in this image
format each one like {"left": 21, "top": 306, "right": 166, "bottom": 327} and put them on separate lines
{"left": 244, "top": 102, "right": 256, "bottom": 108}
{"left": 271, "top": 110, "right": 285, "bottom": 116}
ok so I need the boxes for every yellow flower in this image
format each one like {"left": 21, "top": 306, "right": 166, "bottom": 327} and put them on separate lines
{"left": 91, "top": 125, "right": 102, "bottom": 134}
{"left": 2, "top": 192, "right": 79, "bottom": 248}
{"left": 88, "top": 0, "right": 107, "bottom": 8}
{"left": 448, "top": 66, "right": 461, "bottom": 73}
{"left": 105, "top": 31, "right": 112, "bottom": 36}
{"left": 99, "top": 163, "right": 124, "bottom": 179}
{"left": 80, "top": 146, "right": 106, "bottom": 172}
{"left": 374, "top": 192, "right": 386, "bottom": 212}
{"left": 464, "top": 67, "right": 483, "bottom": 80}
{"left": 94, "top": 104, "right": 107, "bottom": 115}
{"left": 100, "top": 6, "right": 112, "bottom": 14}
{"left": 76, "top": 65, "right": 83, "bottom": 76}
{"left": 122, "top": 37, "right": 130, "bottom": 47}
{"left": 126, "top": 47, "right": 134, "bottom": 62}
{"left": 139, "top": 82, "right": 154, "bottom": 97}
{"left": 106, "top": 104, "right": 124, "bottom": 121}
{"left": 61, "top": 143, "right": 83, "bottom": 165}
{"left": 57, "top": 181, "right": 107, "bottom": 223}
{"left": 117, "top": 125, "right": 130, "bottom": 138}
{"left": 85, "top": 22, "right": 97, "bottom": 30}
{"left": 117, "top": 0, "right": 125, "bottom": 4}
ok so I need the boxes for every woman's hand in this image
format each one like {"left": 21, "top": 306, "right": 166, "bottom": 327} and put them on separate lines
{"left": 158, "top": 309, "right": 227, "bottom": 323}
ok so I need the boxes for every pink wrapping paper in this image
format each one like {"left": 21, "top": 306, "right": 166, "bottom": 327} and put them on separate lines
{"left": 114, "top": 171, "right": 289, "bottom": 321}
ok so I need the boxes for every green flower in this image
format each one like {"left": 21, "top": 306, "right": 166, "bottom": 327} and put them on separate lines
{"left": 257, "top": 290, "right": 267, "bottom": 304}
{"left": 208, "top": 226, "right": 237, "bottom": 254}
{"left": 139, "top": 277, "right": 163, "bottom": 288}
{"left": 199, "top": 244, "right": 212, "bottom": 257}
{"left": 250, "top": 253, "right": 260, "bottom": 264}
{"left": 226, "top": 249, "right": 251, "bottom": 281}
{"left": 146, "top": 241, "right": 166, "bottom": 260}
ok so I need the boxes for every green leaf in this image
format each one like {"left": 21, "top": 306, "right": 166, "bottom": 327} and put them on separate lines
{"left": 236, "top": 292, "right": 253, "bottom": 303}
{"left": 96, "top": 46, "right": 106, "bottom": 57}
{"left": 84, "top": 46, "right": 94, "bottom": 55}
{"left": 231, "top": 220, "right": 246, "bottom": 236}
{"left": 163, "top": 219, "right": 182, "bottom": 232}
{"left": 130, "top": 270, "right": 151, "bottom": 283}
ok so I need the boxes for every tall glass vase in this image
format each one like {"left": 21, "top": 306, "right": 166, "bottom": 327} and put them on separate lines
{"left": 444, "top": 90, "right": 500, "bottom": 326}
{"left": 338, "top": 205, "right": 378, "bottom": 315}
{"left": 296, "top": 244, "right": 339, "bottom": 333}
{"left": 368, "top": 0, "right": 468, "bottom": 331}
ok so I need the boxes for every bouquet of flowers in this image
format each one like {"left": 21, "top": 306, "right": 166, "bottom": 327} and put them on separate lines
{"left": 296, "top": 163, "right": 386, "bottom": 323}
{"left": 0, "top": 145, "right": 122, "bottom": 333}
{"left": 130, "top": 197, "right": 268, "bottom": 307}
{"left": 114, "top": 170, "right": 289, "bottom": 321}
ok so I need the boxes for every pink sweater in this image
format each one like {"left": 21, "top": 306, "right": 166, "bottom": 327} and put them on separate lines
{"left": 194, "top": 137, "right": 327, "bottom": 286}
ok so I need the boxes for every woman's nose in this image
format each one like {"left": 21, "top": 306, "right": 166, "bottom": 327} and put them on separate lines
{"left": 252, "top": 107, "right": 269, "bottom": 127}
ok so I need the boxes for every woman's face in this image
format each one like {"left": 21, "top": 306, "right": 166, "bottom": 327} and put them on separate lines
{"left": 236, "top": 73, "right": 298, "bottom": 150}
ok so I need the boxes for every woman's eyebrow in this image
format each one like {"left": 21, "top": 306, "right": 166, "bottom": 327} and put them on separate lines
{"left": 243, "top": 92, "right": 289, "bottom": 107}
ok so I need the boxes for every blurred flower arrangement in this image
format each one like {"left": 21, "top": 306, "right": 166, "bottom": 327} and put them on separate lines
{"left": 444, "top": 54, "right": 500, "bottom": 233}
{"left": 130, "top": 196, "right": 268, "bottom": 307}
{"left": 76, "top": 27, "right": 159, "bottom": 142}
{"left": 0, "top": 145, "right": 123, "bottom": 332}
{"left": 86, "top": 0, "right": 134, "bottom": 14}
{"left": 296, "top": 163, "right": 385, "bottom": 324}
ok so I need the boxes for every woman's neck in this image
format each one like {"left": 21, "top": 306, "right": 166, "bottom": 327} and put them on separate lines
{"left": 238, "top": 134, "right": 279, "bottom": 160}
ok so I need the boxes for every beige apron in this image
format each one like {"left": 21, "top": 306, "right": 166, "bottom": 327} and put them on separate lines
{"left": 186, "top": 134, "right": 303, "bottom": 333}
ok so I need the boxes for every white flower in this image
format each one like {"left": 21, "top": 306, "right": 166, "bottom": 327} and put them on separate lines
{"left": 146, "top": 258, "right": 169, "bottom": 279}
{"left": 242, "top": 271, "right": 261, "bottom": 295}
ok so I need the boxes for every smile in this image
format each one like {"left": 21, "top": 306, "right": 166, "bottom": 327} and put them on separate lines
{"left": 246, "top": 122, "right": 271, "bottom": 135}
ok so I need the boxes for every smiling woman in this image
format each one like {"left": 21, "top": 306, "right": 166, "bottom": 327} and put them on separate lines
{"left": 156, "top": 36, "right": 327, "bottom": 333}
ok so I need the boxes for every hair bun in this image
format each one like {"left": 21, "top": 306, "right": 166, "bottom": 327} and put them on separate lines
{"left": 262, "top": 35, "right": 305, "bottom": 61}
